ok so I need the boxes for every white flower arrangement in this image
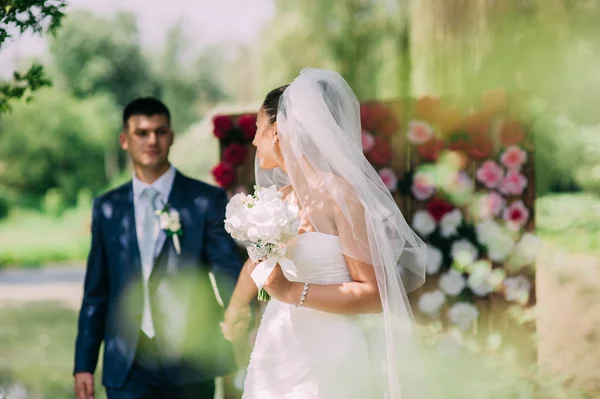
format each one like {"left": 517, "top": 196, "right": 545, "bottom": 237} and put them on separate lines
{"left": 155, "top": 204, "right": 183, "bottom": 255}
{"left": 412, "top": 210, "right": 436, "bottom": 237}
{"left": 418, "top": 290, "right": 446, "bottom": 316}
{"left": 225, "top": 185, "right": 300, "bottom": 301}
{"left": 447, "top": 302, "right": 479, "bottom": 331}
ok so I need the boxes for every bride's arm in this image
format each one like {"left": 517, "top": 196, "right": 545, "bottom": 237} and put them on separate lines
{"left": 221, "top": 258, "right": 258, "bottom": 341}
{"left": 262, "top": 257, "right": 383, "bottom": 315}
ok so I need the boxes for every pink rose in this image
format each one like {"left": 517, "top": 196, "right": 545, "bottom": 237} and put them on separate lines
{"left": 476, "top": 160, "right": 504, "bottom": 189}
{"left": 412, "top": 172, "right": 436, "bottom": 200}
{"left": 503, "top": 200, "right": 530, "bottom": 230}
{"left": 500, "top": 146, "right": 527, "bottom": 171}
{"left": 362, "top": 130, "right": 376, "bottom": 152}
{"left": 479, "top": 191, "right": 506, "bottom": 219}
{"left": 407, "top": 120, "right": 434, "bottom": 145}
{"left": 378, "top": 168, "right": 398, "bottom": 191}
{"left": 500, "top": 171, "right": 528, "bottom": 196}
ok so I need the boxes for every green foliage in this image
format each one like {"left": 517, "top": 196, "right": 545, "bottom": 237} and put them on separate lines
{"left": 258, "top": 0, "right": 399, "bottom": 100}
{"left": 0, "top": 206, "right": 91, "bottom": 267}
{"left": 536, "top": 193, "right": 600, "bottom": 254}
{"left": 42, "top": 188, "right": 66, "bottom": 218}
{"left": 49, "top": 10, "right": 160, "bottom": 109}
{"left": 0, "top": 0, "right": 66, "bottom": 113}
{"left": 0, "top": 89, "right": 109, "bottom": 205}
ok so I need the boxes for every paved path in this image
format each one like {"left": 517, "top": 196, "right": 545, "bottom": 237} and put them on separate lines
{"left": 0, "top": 265, "right": 85, "bottom": 309}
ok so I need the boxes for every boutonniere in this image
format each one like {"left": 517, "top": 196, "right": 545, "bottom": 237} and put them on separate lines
{"left": 155, "top": 203, "right": 183, "bottom": 255}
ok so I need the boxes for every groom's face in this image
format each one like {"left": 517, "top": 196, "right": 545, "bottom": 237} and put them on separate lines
{"left": 120, "top": 113, "right": 173, "bottom": 169}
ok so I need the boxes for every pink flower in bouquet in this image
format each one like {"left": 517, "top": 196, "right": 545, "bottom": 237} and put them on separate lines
{"left": 361, "top": 130, "right": 376, "bottom": 152}
{"left": 476, "top": 160, "right": 504, "bottom": 189}
{"left": 238, "top": 114, "right": 258, "bottom": 140}
{"left": 479, "top": 191, "right": 506, "bottom": 219}
{"left": 212, "top": 162, "right": 235, "bottom": 188}
{"left": 378, "top": 168, "right": 398, "bottom": 191}
{"left": 212, "top": 115, "right": 233, "bottom": 139}
{"left": 500, "top": 171, "right": 528, "bottom": 196}
{"left": 407, "top": 120, "right": 434, "bottom": 145}
{"left": 500, "top": 146, "right": 527, "bottom": 171}
{"left": 412, "top": 172, "right": 436, "bottom": 200}
{"left": 503, "top": 200, "right": 530, "bottom": 230}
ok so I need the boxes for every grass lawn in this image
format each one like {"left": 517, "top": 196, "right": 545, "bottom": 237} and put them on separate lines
{"left": 0, "top": 302, "right": 105, "bottom": 399}
{"left": 0, "top": 207, "right": 91, "bottom": 268}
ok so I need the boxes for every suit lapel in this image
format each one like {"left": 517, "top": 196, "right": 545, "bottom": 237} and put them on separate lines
{"left": 123, "top": 182, "right": 143, "bottom": 278}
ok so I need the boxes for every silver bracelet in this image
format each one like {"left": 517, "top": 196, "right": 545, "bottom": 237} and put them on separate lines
{"left": 296, "top": 282, "right": 309, "bottom": 307}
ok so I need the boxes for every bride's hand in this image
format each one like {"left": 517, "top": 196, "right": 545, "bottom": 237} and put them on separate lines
{"left": 220, "top": 305, "right": 251, "bottom": 342}
{"left": 262, "top": 264, "right": 293, "bottom": 302}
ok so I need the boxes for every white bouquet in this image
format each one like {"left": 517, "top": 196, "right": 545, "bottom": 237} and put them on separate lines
{"left": 225, "top": 185, "right": 300, "bottom": 301}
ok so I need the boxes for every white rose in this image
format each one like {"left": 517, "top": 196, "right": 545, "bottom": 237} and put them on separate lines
{"left": 440, "top": 209, "right": 462, "bottom": 238}
{"left": 168, "top": 220, "right": 181, "bottom": 232}
{"left": 159, "top": 212, "right": 170, "bottom": 230}
{"left": 439, "top": 269, "right": 466, "bottom": 296}
{"left": 450, "top": 239, "right": 478, "bottom": 266}
{"left": 417, "top": 290, "right": 446, "bottom": 316}
{"left": 425, "top": 246, "right": 443, "bottom": 275}
{"left": 488, "top": 268, "right": 506, "bottom": 292}
{"left": 412, "top": 210, "right": 436, "bottom": 237}
{"left": 447, "top": 302, "right": 479, "bottom": 331}
{"left": 169, "top": 209, "right": 180, "bottom": 222}
{"left": 487, "top": 231, "right": 514, "bottom": 262}
{"left": 503, "top": 275, "right": 531, "bottom": 304}
{"left": 476, "top": 220, "right": 502, "bottom": 244}
{"left": 467, "top": 261, "right": 493, "bottom": 297}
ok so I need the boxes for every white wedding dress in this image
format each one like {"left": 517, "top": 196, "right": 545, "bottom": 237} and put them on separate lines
{"left": 242, "top": 232, "right": 384, "bottom": 399}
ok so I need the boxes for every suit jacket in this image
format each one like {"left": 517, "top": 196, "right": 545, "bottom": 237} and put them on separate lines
{"left": 73, "top": 170, "right": 243, "bottom": 388}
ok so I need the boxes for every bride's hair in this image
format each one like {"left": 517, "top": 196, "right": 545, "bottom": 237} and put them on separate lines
{"left": 262, "top": 85, "right": 289, "bottom": 123}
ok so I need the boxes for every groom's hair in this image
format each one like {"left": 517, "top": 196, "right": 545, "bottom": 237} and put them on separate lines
{"left": 122, "top": 97, "right": 171, "bottom": 128}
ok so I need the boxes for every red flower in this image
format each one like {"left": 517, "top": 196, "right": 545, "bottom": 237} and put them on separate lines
{"left": 223, "top": 143, "right": 248, "bottom": 166}
{"left": 418, "top": 138, "right": 445, "bottom": 161}
{"left": 468, "top": 135, "right": 493, "bottom": 160}
{"left": 238, "top": 114, "right": 257, "bottom": 141}
{"left": 366, "top": 136, "right": 393, "bottom": 167}
{"left": 360, "top": 104, "right": 378, "bottom": 132}
{"left": 500, "top": 120, "right": 525, "bottom": 146}
{"left": 213, "top": 115, "right": 233, "bottom": 139}
{"left": 212, "top": 162, "right": 235, "bottom": 188}
{"left": 448, "top": 139, "right": 471, "bottom": 155}
{"left": 426, "top": 198, "right": 454, "bottom": 222}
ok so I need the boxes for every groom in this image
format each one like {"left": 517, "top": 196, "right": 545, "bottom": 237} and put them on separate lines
{"left": 73, "top": 97, "right": 243, "bottom": 399}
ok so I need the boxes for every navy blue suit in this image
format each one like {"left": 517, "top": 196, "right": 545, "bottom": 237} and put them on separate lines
{"left": 74, "top": 170, "right": 243, "bottom": 395}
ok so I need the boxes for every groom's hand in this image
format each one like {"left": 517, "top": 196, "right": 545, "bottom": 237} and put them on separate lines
{"left": 74, "top": 372, "right": 94, "bottom": 399}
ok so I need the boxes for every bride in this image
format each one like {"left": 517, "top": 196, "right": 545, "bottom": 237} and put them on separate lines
{"left": 221, "top": 68, "right": 430, "bottom": 398}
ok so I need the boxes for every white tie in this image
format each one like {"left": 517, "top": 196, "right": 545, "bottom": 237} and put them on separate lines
{"left": 140, "top": 187, "right": 160, "bottom": 338}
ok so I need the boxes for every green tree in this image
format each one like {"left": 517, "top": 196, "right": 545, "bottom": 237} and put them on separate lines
{"left": 257, "top": 0, "right": 393, "bottom": 100}
{"left": 0, "top": 0, "right": 66, "bottom": 113}
{"left": 0, "top": 89, "right": 109, "bottom": 205}
{"left": 49, "top": 10, "right": 160, "bottom": 109}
